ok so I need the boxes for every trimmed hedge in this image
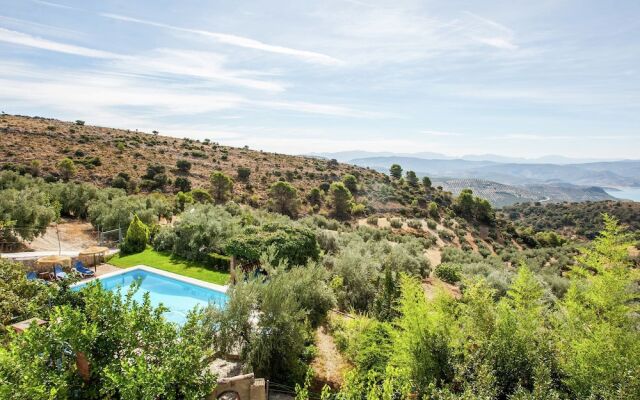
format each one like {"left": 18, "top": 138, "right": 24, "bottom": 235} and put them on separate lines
{"left": 206, "top": 252, "right": 231, "bottom": 270}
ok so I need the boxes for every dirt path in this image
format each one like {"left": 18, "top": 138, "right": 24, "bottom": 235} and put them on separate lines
{"left": 422, "top": 277, "right": 462, "bottom": 300}
{"left": 28, "top": 220, "right": 98, "bottom": 251}
{"left": 312, "top": 325, "right": 349, "bottom": 389}
{"left": 425, "top": 248, "right": 442, "bottom": 267}
{"left": 464, "top": 232, "right": 478, "bottom": 252}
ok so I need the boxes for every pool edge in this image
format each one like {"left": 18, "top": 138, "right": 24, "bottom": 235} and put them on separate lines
{"left": 71, "top": 264, "right": 229, "bottom": 293}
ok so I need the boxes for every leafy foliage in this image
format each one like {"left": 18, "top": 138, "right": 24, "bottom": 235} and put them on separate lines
{"left": 329, "top": 182, "right": 353, "bottom": 220}
{"left": 57, "top": 157, "right": 76, "bottom": 181}
{"left": 121, "top": 214, "right": 149, "bottom": 254}
{"left": 268, "top": 181, "right": 299, "bottom": 217}
{"left": 210, "top": 171, "right": 234, "bottom": 204}
{"left": 326, "top": 216, "right": 639, "bottom": 399}
{"left": 226, "top": 221, "right": 319, "bottom": 266}
{"left": 0, "top": 259, "right": 57, "bottom": 331}
{"left": 0, "top": 283, "right": 216, "bottom": 399}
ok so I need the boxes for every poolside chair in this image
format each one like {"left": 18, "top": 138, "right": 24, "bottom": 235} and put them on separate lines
{"left": 73, "top": 260, "right": 95, "bottom": 278}
{"left": 52, "top": 265, "right": 68, "bottom": 280}
{"left": 26, "top": 271, "right": 48, "bottom": 284}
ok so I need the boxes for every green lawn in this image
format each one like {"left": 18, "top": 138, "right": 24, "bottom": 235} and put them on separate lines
{"left": 108, "top": 248, "right": 230, "bottom": 285}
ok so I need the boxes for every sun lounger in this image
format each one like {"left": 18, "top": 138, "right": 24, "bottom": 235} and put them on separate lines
{"left": 73, "top": 260, "right": 95, "bottom": 278}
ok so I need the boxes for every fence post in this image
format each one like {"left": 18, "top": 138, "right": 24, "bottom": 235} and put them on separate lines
{"left": 56, "top": 225, "right": 61, "bottom": 255}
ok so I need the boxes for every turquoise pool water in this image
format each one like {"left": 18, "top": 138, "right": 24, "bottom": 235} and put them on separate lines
{"left": 75, "top": 268, "right": 228, "bottom": 325}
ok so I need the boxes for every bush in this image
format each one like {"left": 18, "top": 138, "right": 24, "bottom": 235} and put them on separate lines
{"left": 210, "top": 171, "right": 233, "bottom": 204}
{"left": 206, "top": 252, "right": 231, "bottom": 270}
{"left": 151, "top": 204, "right": 239, "bottom": 261}
{"left": 307, "top": 187, "right": 322, "bottom": 207}
{"left": 191, "top": 188, "right": 212, "bottom": 203}
{"left": 342, "top": 174, "right": 358, "bottom": 194}
{"left": 351, "top": 203, "right": 366, "bottom": 216}
{"left": 174, "top": 176, "right": 191, "bottom": 193}
{"left": 237, "top": 167, "right": 251, "bottom": 182}
{"left": 407, "top": 219, "right": 422, "bottom": 230}
{"left": 329, "top": 182, "right": 353, "bottom": 220}
{"left": 0, "top": 282, "right": 216, "bottom": 397}
{"left": 121, "top": 214, "right": 149, "bottom": 254}
{"left": 434, "top": 263, "right": 462, "bottom": 283}
{"left": 57, "top": 157, "right": 76, "bottom": 181}
{"left": 366, "top": 216, "right": 378, "bottom": 226}
{"left": 176, "top": 159, "right": 192, "bottom": 173}
{"left": 226, "top": 222, "right": 319, "bottom": 266}
{"left": 426, "top": 219, "right": 437, "bottom": 230}
{"left": 390, "top": 218, "right": 403, "bottom": 229}
{"left": 0, "top": 259, "right": 57, "bottom": 330}
{"left": 438, "top": 229, "right": 454, "bottom": 241}
{"left": 268, "top": 181, "right": 299, "bottom": 217}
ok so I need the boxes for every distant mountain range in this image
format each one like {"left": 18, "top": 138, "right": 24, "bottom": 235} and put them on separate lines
{"left": 310, "top": 151, "right": 623, "bottom": 165}
{"left": 347, "top": 156, "right": 640, "bottom": 188}
{"left": 432, "top": 179, "right": 616, "bottom": 207}
{"left": 308, "top": 151, "right": 640, "bottom": 206}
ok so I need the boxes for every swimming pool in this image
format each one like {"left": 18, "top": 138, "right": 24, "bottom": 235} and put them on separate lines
{"left": 73, "top": 266, "right": 228, "bottom": 325}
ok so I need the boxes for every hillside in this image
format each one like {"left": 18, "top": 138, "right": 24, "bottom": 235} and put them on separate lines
{"left": 350, "top": 155, "right": 640, "bottom": 187}
{"left": 0, "top": 114, "right": 402, "bottom": 215}
{"left": 500, "top": 200, "right": 640, "bottom": 239}
{"left": 434, "top": 179, "right": 616, "bottom": 207}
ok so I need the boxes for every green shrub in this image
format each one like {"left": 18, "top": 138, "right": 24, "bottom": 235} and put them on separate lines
{"left": 438, "top": 229, "right": 454, "bottom": 241}
{"left": 434, "top": 263, "right": 462, "bottom": 283}
{"left": 174, "top": 177, "right": 191, "bottom": 193}
{"left": 407, "top": 219, "right": 422, "bottom": 230}
{"left": 366, "top": 216, "right": 378, "bottom": 226}
{"left": 426, "top": 219, "right": 437, "bottom": 230}
{"left": 0, "top": 281, "right": 216, "bottom": 397}
{"left": 206, "top": 252, "right": 231, "bottom": 270}
{"left": 121, "top": 214, "right": 149, "bottom": 254}
{"left": 237, "top": 167, "right": 251, "bottom": 182}
{"left": 176, "top": 159, "right": 192, "bottom": 173}
{"left": 390, "top": 218, "right": 403, "bottom": 229}
{"left": 351, "top": 203, "right": 366, "bottom": 216}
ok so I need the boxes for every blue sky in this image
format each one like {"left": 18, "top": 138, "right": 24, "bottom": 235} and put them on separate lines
{"left": 0, "top": 0, "right": 638, "bottom": 159}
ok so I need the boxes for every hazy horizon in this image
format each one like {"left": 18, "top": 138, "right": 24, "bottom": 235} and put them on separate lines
{"left": 0, "top": 0, "right": 638, "bottom": 158}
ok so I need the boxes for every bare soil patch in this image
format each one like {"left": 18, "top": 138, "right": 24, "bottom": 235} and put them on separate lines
{"left": 311, "top": 325, "right": 349, "bottom": 389}
{"left": 28, "top": 220, "right": 98, "bottom": 252}
{"left": 422, "top": 277, "right": 461, "bottom": 300}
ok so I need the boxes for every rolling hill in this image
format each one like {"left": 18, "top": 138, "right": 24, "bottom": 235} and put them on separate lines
{"left": 0, "top": 114, "right": 400, "bottom": 215}
{"left": 431, "top": 179, "right": 615, "bottom": 207}
{"left": 350, "top": 156, "right": 640, "bottom": 187}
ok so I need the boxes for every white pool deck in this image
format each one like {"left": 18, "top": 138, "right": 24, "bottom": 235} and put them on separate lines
{"left": 73, "top": 264, "right": 229, "bottom": 293}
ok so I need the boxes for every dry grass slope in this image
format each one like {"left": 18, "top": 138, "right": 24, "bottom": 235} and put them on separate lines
{"left": 0, "top": 114, "right": 404, "bottom": 216}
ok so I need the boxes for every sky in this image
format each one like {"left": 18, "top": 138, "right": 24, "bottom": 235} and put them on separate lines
{"left": 0, "top": 0, "right": 639, "bottom": 159}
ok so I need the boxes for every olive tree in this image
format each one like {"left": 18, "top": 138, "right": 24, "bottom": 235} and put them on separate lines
{"left": 210, "top": 171, "right": 233, "bottom": 204}
{"left": 329, "top": 182, "right": 353, "bottom": 220}
{"left": 268, "top": 181, "right": 299, "bottom": 217}
{"left": 390, "top": 164, "right": 403, "bottom": 180}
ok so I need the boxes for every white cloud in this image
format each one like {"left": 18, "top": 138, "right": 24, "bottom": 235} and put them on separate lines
{"left": 0, "top": 61, "right": 374, "bottom": 123}
{"left": 421, "top": 129, "right": 465, "bottom": 137}
{"left": 249, "top": 99, "right": 379, "bottom": 117}
{"left": 101, "top": 13, "right": 345, "bottom": 66}
{"left": 112, "top": 49, "right": 287, "bottom": 92}
{"left": 0, "top": 26, "right": 287, "bottom": 92}
{"left": 0, "top": 27, "right": 120, "bottom": 59}
{"left": 463, "top": 11, "right": 513, "bottom": 35}
{"left": 31, "top": 0, "right": 76, "bottom": 10}
{"left": 495, "top": 134, "right": 575, "bottom": 140}
{"left": 473, "top": 37, "right": 518, "bottom": 50}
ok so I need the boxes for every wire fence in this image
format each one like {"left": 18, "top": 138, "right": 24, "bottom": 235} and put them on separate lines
{"left": 267, "top": 381, "right": 327, "bottom": 400}
{"left": 0, "top": 225, "right": 121, "bottom": 253}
